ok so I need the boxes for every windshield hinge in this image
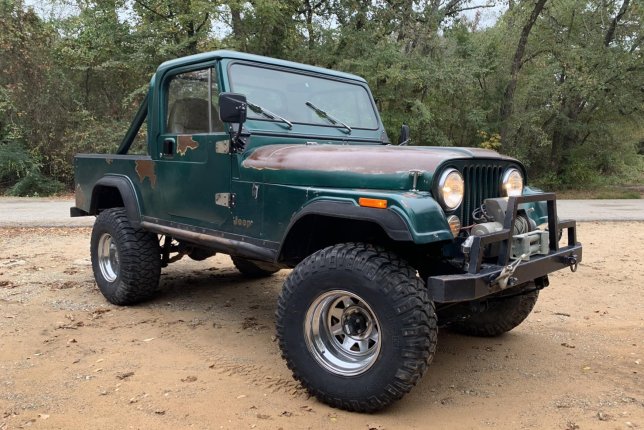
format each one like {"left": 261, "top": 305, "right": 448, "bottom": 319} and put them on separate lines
{"left": 215, "top": 193, "right": 236, "bottom": 208}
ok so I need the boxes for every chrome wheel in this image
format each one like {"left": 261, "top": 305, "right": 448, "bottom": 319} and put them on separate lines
{"left": 97, "top": 233, "right": 119, "bottom": 282}
{"left": 304, "top": 290, "right": 381, "bottom": 376}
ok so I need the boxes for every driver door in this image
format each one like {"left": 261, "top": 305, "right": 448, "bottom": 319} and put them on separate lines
{"left": 155, "top": 64, "right": 233, "bottom": 231}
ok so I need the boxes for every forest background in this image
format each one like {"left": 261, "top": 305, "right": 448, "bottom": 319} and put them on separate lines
{"left": 0, "top": 0, "right": 641, "bottom": 196}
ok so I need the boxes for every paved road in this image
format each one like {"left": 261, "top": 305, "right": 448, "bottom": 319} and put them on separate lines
{"left": 556, "top": 199, "right": 644, "bottom": 221}
{"left": 0, "top": 197, "right": 642, "bottom": 227}
{"left": 0, "top": 197, "right": 94, "bottom": 227}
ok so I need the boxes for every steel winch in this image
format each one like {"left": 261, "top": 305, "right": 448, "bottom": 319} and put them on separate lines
{"left": 463, "top": 197, "right": 550, "bottom": 265}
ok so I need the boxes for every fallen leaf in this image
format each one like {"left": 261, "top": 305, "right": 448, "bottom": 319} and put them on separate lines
{"left": 0, "top": 280, "right": 17, "bottom": 288}
{"left": 116, "top": 372, "right": 134, "bottom": 380}
{"left": 241, "top": 317, "right": 258, "bottom": 330}
{"left": 597, "top": 411, "right": 611, "bottom": 421}
{"left": 1, "top": 259, "right": 26, "bottom": 268}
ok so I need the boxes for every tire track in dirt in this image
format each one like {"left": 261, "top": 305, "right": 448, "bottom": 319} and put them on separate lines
{"left": 148, "top": 310, "right": 309, "bottom": 399}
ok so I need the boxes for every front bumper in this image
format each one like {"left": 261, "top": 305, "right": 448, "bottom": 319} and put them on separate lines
{"left": 427, "top": 193, "right": 582, "bottom": 303}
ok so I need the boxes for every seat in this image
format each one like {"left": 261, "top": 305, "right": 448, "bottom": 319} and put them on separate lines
{"left": 167, "top": 98, "right": 223, "bottom": 134}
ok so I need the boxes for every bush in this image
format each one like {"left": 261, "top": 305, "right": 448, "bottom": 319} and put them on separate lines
{"left": 0, "top": 142, "right": 65, "bottom": 196}
{"left": 0, "top": 142, "right": 33, "bottom": 187}
{"left": 7, "top": 167, "right": 65, "bottom": 197}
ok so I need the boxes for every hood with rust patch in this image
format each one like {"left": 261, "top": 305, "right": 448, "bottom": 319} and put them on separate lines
{"left": 241, "top": 144, "right": 518, "bottom": 190}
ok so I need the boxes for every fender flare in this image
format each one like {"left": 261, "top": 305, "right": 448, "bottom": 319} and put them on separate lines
{"left": 278, "top": 200, "right": 413, "bottom": 259}
{"left": 90, "top": 176, "right": 142, "bottom": 226}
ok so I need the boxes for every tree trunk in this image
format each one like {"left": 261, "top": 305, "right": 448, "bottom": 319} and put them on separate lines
{"left": 604, "top": 0, "right": 630, "bottom": 47}
{"left": 499, "top": 0, "right": 548, "bottom": 149}
{"left": 304, "top": 0, "right": 315, "bottom": 51}
{"left": 230, "top": 5, "right": 245, "bottom": 51}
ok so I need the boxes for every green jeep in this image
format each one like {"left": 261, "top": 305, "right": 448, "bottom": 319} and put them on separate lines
{"left": 71, "top": 50, "right": 582, "bottom": 412}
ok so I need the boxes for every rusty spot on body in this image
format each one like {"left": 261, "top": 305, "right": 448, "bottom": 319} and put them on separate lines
{"left": 177, "top": 135, "right": 199, "bottom": 156}
{"left": 242, "top": 144, "right": 511, "bottom": 174}
{"left": 75, "top": 184, "right": 87, "bottom": 209}
{"left": 135, "top": 159, "right": 157, "bottom": 188}
{"left": 105, "top": 158, "right": 113, "bottom": 165}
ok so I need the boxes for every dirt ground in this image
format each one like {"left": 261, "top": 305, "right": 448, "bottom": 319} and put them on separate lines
{"left": 0, "top": 222, "right": 642, "bottom": 430}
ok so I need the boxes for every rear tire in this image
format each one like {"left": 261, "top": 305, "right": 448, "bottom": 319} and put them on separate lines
{"left": 276, "top": 243, "right": 437, "bottom": 412}
{"left": 231, "top": 256, "right": 280, "bottom": 278}
{"left": 446, "top": 282, "right": 539, "bottom": 337}
{"left": 90, "top": 208, "right": 161, "bottom": 305}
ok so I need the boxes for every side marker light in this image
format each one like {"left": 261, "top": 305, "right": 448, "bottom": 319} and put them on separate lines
{"left": 359, "top": 198, "right": 388, "bottom": 209}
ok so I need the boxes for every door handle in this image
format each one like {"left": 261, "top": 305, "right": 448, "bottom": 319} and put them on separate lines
{"left": 162, "top": 138, "right": 175, "bottom": 156}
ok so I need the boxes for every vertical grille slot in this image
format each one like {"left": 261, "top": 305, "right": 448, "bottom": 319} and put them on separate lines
{"left": 461, "top": 164, "right": 503, "bottom": 226}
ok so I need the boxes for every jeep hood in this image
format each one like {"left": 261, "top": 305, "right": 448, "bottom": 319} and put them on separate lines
{"left": 241, "top": 144, "right": 516, "bottom": 190}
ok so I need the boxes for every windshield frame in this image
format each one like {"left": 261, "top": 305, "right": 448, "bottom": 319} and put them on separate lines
{"left": 225, "top": 61, "right": 381, "bottom": 131}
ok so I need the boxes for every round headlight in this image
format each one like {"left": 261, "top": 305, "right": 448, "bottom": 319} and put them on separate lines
{"left": 502, "top": 168, "right": 524, "bottom": 196}
{"left": 438, "top": 168, "right": 464, "bottom": 210}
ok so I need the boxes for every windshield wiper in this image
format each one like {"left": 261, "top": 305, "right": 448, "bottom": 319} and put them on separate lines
{"left": 247, "top": 101, "right": 293, "bottom": 129}
{"left": 305, "top": 101, "right": 352, "bottom": 134}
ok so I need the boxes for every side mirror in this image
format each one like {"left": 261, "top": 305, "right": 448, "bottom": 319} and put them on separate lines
{"left": 398, "top": 124, "right": 411, "bottom": 146}
{"left": 219, "top": 92, "right": 247, "bottom": 123}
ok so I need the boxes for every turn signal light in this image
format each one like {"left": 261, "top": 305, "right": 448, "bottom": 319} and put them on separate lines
{"left": 358, "top": 197, "right": 388, "bottom": 209}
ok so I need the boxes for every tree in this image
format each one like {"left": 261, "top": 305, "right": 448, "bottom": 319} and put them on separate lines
{"left": 0, "top": 0, "right": 641, "bottom": 193}
{"left": 498, "top": 0, "right": 548, "bottom": 147}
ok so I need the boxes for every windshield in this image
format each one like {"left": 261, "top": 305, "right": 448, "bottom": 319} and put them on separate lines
{"left": 228, "top": 63, "right": 379, "bottom": 130}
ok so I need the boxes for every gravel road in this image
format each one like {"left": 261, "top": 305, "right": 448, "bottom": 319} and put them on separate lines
{"left": 0, "top": 197, "right": 642, "bottom": 226}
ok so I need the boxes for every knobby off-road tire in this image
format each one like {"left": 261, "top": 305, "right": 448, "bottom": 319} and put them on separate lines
{"left": 90, "top": 208, "right": 161, "bottom": 306}
{"left": 231, "top": 256, "right": 280, "bottom": 278}
{"left": 276, "top": 243, "right": 437, "bottom": 412}
{"left": 447, "top": 282, "right": 539, "bottom": 337}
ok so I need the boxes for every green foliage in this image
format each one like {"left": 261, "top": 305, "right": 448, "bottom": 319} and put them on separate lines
{"left": 498, "top": 0, "right": 643, "bottom": 187}
{"left": 0, "top": 142, "right": 64, "bottom": 196}
{"left": 7, "top": 166, "right": 64, "bottom": 197}
{"left": 0, "top": 0, "right": 641, "bottom": 192}
{"left": 0, "top": 142, "right": 32, "bottom": 185}
{"left": 478, "top": 131, "right": 502, "bottom": 151}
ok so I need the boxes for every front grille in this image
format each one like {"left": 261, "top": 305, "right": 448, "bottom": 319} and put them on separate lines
{"left": 461, "top": 165, "right": 504, "bottom": 226}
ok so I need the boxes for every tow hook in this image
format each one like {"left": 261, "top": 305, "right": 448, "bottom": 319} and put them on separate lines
{"left": 494, "top": 254, "right": 527, "bottom": 290}
{"left": 565, "top": 254, "right": 579, "bottom": 272}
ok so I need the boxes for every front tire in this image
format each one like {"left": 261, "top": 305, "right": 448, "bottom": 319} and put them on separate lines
{"left": 445, "top": 282, "right": 539, "bottom": 337}
{"left": 90, "top": 208, "right": 161, "bottom": 305}
{"left": 276, "top": 243, "right": 437, "bottom": 412}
